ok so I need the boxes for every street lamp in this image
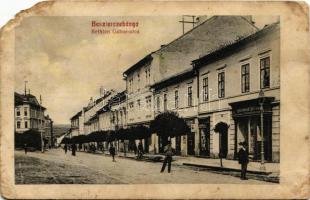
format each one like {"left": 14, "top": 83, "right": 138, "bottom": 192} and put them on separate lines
{"left": 258, "top": 90, "right": 265, "bottom": 171}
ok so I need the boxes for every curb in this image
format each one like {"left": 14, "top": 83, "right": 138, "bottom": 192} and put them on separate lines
{"left": 182, "top": 163, "right": 271, "bottom": 175}
{"left": 182, "top": 163, "right": 279, "bottom": 183}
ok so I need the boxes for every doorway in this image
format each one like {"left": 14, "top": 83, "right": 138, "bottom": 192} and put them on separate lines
{"left": 187, "top": 132, "right": 195, "bottom": 155}
{"left": 199, "top": 118, "right": 210, "bottom": 157}
{"left": 214, "top": 122, "right": 228, "bottom": 158}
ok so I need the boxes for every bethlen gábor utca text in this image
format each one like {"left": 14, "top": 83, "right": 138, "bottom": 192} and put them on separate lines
{"left": 91, "top": 20, "right": 140, "bottom": 35}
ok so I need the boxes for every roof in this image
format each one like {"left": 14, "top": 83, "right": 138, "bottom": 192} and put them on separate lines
{"left": 84, "top": 90, "right": 114, "bottom": 112}
{"left": 14, "top": 92, "right": 46, "bottom": 110}
{"left": 123, "top": 54, "right": 153, "bottom": 76}
{"left": 70, "top": 110, "right": 82, "bottom": 120}
{"left": 192, "top": 22, "right": 280, "bottom": 68}
{"left": 122, "top": 16, "right": 258, "bottom": 79}
{"left": 151, "top": 69, "right": 195, "bottom": 90}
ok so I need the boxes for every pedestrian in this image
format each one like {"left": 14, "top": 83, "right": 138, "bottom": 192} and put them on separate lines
{"left": 133, "top": 143, "right": 137, "bottom": 155}
{"left": 109, "top": 143, "right": 116, "bottom": 162}
{"left": 238, "top": 141, "right": 249, "bottom": 180}
{"left": 64, "top": 144, "right": 68, "bottom": 154}
{"left": 138, "top": 141, "right": 144, "bottom": 159}
{"left": 24, "top": 143, "right": 27, "bottom": 154}
{"left": 160, "top": 141, "right": 174, "bottom": 173}
{"left": 72, "top": 143, "right": 77, "bottom": 156}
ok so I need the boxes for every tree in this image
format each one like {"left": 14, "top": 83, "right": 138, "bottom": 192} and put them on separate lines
{"left": 150, "top": 111, "right": 190, "bottom": 138}
{"left": 150, "top": 111, "right": 190, "bottom": 152}
{"left": 15, "top": 130, "right": 42, "bottom": 150}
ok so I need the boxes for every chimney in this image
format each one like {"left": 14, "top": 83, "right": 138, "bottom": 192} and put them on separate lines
{"left": 244, "top": 16, "right": 254, "bottom": 24}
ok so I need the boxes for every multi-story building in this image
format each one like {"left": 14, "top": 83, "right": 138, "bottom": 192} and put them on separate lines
{"left": 70, "top": 110, "right": 82, "bottom": 137}
{"left": 123, "top": 16, "right": 258, "bottom": 153}
{"left": 192, "top": 22, "right": 280, "bottom": 162}
{"left": 44, "top": 114, "right": 54, "bottom": 147}
{"left": 151, "top": 69, "right": 198, "bottom": 155}
{"left": 69, "top": 89, "right": 116, "bottom": 136}
{"left": 14, "top": 92, "right": 46, "bottom": 133}
{"left": 69, "top": 16, "right": 280, "bottom": 163}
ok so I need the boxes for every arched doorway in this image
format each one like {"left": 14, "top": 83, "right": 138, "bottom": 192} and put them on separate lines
{"left": 214, "top": 122, "right": 229, "bottom": 158}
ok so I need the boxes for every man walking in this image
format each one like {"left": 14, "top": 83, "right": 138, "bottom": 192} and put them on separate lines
{"left": 137, "top": 141, "right": 144, "bottom": 159}
{"left": 109, "top": 143, "right": 116, "bottom": 162}
{"left": 72, "top": 143, "right": 77, "bottom": 156}
{"left": 24, "top": 143, "right": 27, "bottom": 154}
{"left": 160, "top": 141, "right": 174, "bottom": 173}
{"left": 238, "top": 141, "right": 249, "bottom": 180}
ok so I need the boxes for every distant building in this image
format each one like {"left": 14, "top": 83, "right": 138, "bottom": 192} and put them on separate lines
{"left": 44, "top": 115, "right": 54, "bottom": 147}
{"left": 14, "top": 92, "right": 46, "bottom": 133}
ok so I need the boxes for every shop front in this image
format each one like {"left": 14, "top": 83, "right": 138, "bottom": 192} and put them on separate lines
{"left": 229, "top": 97, "right": 274, "bottom": 161}
{"left": 198, "top": 117, "right": 211, "bottom": 157}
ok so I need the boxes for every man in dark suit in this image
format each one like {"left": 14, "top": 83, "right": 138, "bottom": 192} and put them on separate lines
{"left": 238, "top": 141, "right": 249, "bottom": 180}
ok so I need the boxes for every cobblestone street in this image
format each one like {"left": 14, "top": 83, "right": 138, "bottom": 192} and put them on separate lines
{"left": 15, "top": 149, "right": 273, "bottom": 184}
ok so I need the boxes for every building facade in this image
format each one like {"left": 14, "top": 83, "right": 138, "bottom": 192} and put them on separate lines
{"left": 69, "top": 17, "right": 280, "bottom": 163}
{"left": 15, "top": 92, "right": 46, "bottom": 133}
{"left": 44, "top": 115, "right": 54, "bottom": 147}
{"left": 193, "top": 22, "right": 280, "bottom": 162}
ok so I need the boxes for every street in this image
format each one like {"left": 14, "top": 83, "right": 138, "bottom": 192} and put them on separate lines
{"left": 15, "top": 149, "right": 272, "bottom": 184}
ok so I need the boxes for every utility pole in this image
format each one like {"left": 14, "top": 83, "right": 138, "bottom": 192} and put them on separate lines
{"left": 179, "top": 15, "right": 197, "bottom": 34}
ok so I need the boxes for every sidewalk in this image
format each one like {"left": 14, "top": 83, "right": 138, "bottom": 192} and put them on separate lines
{"left": 116, "top": 151, "right": 280, "bottom": 183}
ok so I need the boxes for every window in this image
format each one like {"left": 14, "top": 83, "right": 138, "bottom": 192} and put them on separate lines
{"left": 218, "top": 72, "right": 225, "bottom": 98}
{"left": 260, "top": 57, "right": 270, "bottom": 89}
{"left": 128, "top": 78, "right": 133, "bottom": 93}
{"left": 24, "top": 108, "right": 28, "bottom": 116}
{"left": 145, "top": 68, "right": 151, "bottom": 85}
{"left": 164, "top": 94, "right": 167, "bottom": 111}
{"left": 17, "top": 121, "right": 20, "bottom": 129}
{"left": 241, "top": 64, "right": 250, "bottom": 93}
{"left": 25, "top": 121, "right": 28, "bottom": 128}
{"left": 129, "top": 102, "right": 134, "bottom": 109}
{"left": 137, "top": 99, "right": 141, "bottom": 109}
{"left": 202, "top": 77, "right": 209, "bottom": 101}
{"left": 156, "top": 96, "right": 160, "bottom": 111}
{"left": 188, "top": 86, "right": 193, "bottom": 106}
{"left": 175, "top": 90, "right": 179, "bottom": 109}
{"left": 145, "top": 96, "right": 151, "bottom": 109}
{"left": 16, "top": 109, "right": 20, "bottom": 116}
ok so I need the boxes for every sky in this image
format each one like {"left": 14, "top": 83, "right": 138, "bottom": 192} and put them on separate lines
{"left": 13, "top": 15, "right": 278, "bottom": 124}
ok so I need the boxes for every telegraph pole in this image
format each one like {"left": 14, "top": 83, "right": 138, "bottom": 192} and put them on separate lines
{"left": 179, "top": 15, "right": 197, "bottom": 34}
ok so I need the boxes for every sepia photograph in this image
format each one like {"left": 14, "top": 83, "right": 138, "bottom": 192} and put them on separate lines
{"left": 14, "top": 15, "right": 280, "bottom": 184}
{"left": 1, "top": 1, "right": 309, "bottom": 199}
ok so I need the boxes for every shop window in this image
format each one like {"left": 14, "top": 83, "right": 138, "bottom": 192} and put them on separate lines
{"left": 241, "top": 64, "right": 250, "bottom": 93}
